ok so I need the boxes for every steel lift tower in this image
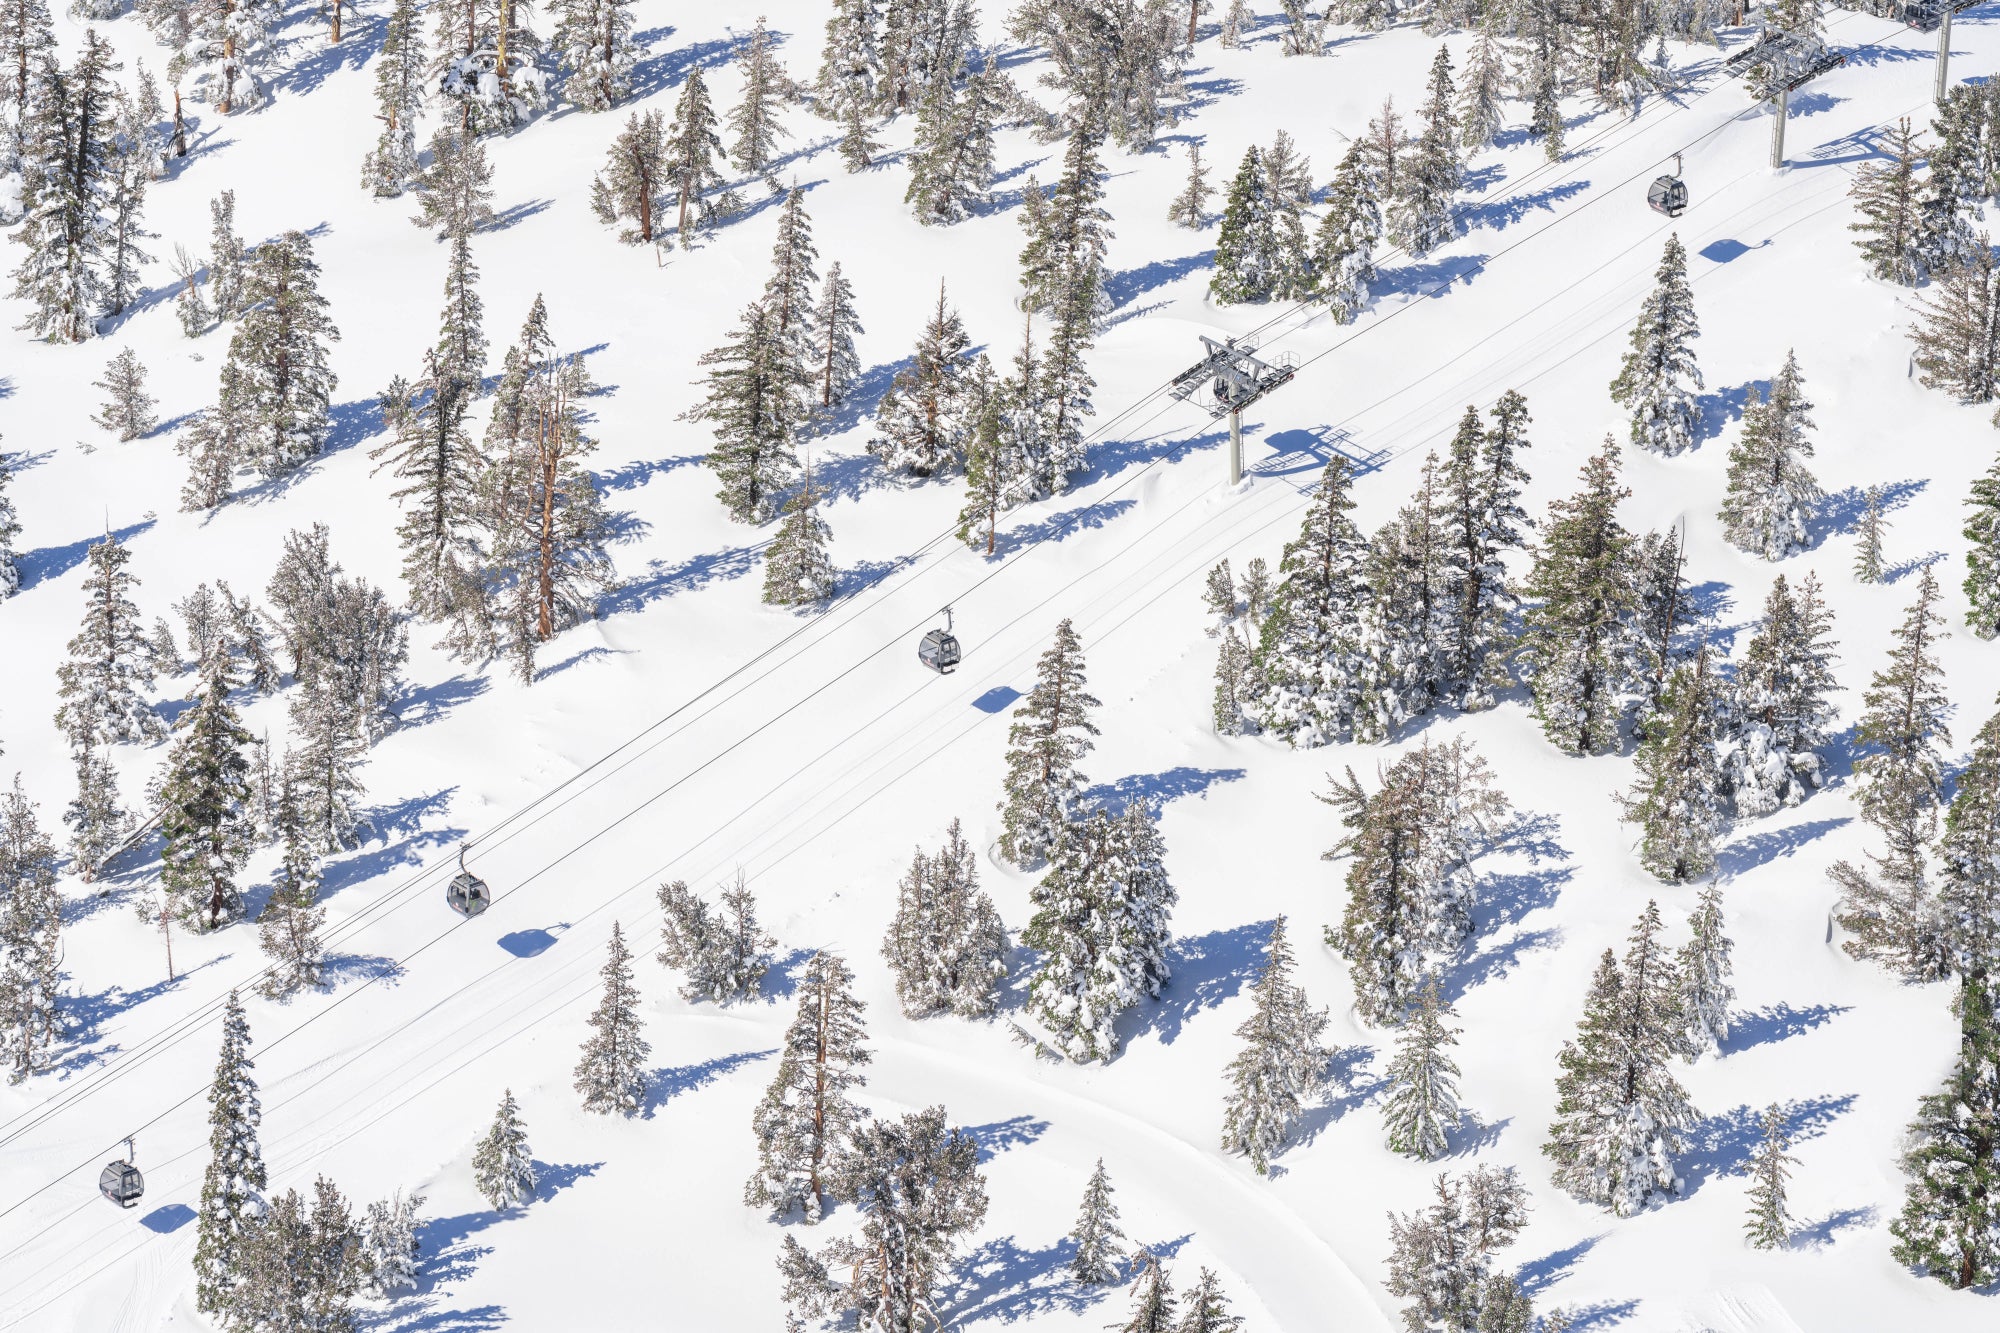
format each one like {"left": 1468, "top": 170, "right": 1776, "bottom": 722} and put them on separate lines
{"left": 1169, "top": 335, "right": 1297, "bottom": 486}
{"left": 1723, "top": 25, "right": 1846, "bottom": 169}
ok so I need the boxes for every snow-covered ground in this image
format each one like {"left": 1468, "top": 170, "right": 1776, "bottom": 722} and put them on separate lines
{"left": 3, "top": 2, "right": 1998, "bottom": 1329}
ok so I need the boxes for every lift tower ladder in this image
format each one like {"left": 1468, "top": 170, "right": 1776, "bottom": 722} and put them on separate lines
{"left": 1169, "top": 335, "right": 1297, "bottom": 486}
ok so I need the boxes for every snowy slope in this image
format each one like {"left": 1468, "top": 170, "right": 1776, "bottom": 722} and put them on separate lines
{"left": 2, "top": 3, "right": 1998, "bottom": 1330}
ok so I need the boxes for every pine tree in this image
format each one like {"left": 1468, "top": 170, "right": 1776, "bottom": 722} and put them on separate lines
{"left": 552, "top": 0, "right": 634, "bottom": 112}
{"left": 746, "top": 949, "right": 871, "bottom": 1222}
{"left": 1261, "top": 128, "right": 1316, "bottom": 300}
{"left": 1355, "top": 460, "right": 1450, "bottom": 742}
{"left": 760, "top": 187, "right": 823, "bottom": 423}
{"left": 1209, "top": 146, "right": 1281, "bottom": 304}
{"left": 1246, "top": 457, "right": 1369, "bottom": 747}
{"left": 1678, "top": 883, "right": 1734, "bottom": 1058}
{"left": 665, "top": 64, "right": 732, "bottom": 242}
{"left": 1212, "top": 626, "right": 1255, "bottom": 736}
{"left": 1964, "top": 451, "right": 2000, "bottom": 638}
{"left": 763, "top": 475, "right": 837, "bottom": 607}
{"left": 815, "top": 0, "right": 882, "bottom": 138}
{"left": 90, "top": 347, "right": 156, "bottom": 441}
{"left": 1457, "top": 28, "right": 1506, "bottom": 151}
{"left": 180, "top": 0, "right": 283, "bottom": 114}
{"left": 1385, "top": 1165, "right": 1532, "bottom": 1333}
{"left": 1890, "top": 976, "right": 2000, "bottom": 1288}
{"left": 0, "top": 0, "right": 56, "bottom": 152}
{"left": 0, "top": 448, "right": 20, "bottom": 600}
{"left": 206, "top": 188, "right": 245, "bottom": 319}
{"left": 1116, "top": 1250, "right": 1177, "bottom": 1333}
{"left": 193, "top": 991, "right": 267, "bottom": 1319}
{"left": 1220, "top": 916, "right": 1334, "bottom": 1174}
{"left": 433, "top": 0, "right": 550, "bottom": 134}
{"left": 9, "top": 41, "right": 114, "bottom": 343}
{"left": 1608, "top": 233, "right": 1701, "bottom": 456}
{"left": 361, "top": 0, "right": 424, "bottom": 195}
{"left": 1720, "top": 351, "right": 1820, "bottom": 561}
{"left": 1727, "top": 571, "right": 1839, "bottom": 816}
{"left": 1518, "top": 440, "right": 1637, "bottom": 756}
{"left": 289, "top": 673, "right": 367, "bottom": 854}
{"left": 1941, "top": 707, "right": 2000, "bottom": 978}
{"left": 1850, "top": 484, "right": 1889, "bottom": 584}
{"left": 589, "top": 107, "right": 666, "bottom": 244}
{"left": 359, "top": 1188, "right": 425, "bottom": 1296}
{"left": 0, "top": 780, "right": 63, "bottom": 1081}
{"left": 904, "top": 69, "right": 993, "bottom": 224}
{"left": 1543, "top": 903, "right": 1699, "bottom": 1216}
{"left": 813, "top": 261, "right": 863, "bottom": 411}
{"left": 1743, "top": 1102, "right": 1796, "bottom": 1250}
{"left": 63, "top": 736, "right": 126, "bottom": 881}
{"left": 1168, "top": 140, "right": 1210, "bottom": 227}
{"left": 1392, "top": 46, "right": 1461, "bottom": 258}
{"left": 1832, "top": 566, "right": 1954, "bottom": 981}
{"left": 231, "top": 1175, "right": 363, "bottom": 1331}
{"left": 1023, "top": 801, "right": 1176, "bottom": 1064}
{"left": 171, "top": 244, "right": 211, "bottom": 337}
{"left": 472, "top": 1088, "right": 538, "bottom": 1209}
{"left": 1528, "top": 33, "right": 1563, "bottom": 162}
{"left": 689, "top": 300, "right": 798, "bottom": 523}
{"left": 1312, "top": 138, "right": 1381, "bottom": 324}
{"left": 1916, "top": 84, "right": 1983, "bottom": 276}
{"left": 54, "top": 534, "right": 161, "bottom": 748}
{"left": 101, "top": 107, "right": 155, "bottom": 319}
{"left": 870, "top": 279, "right": 976, "bottom": 478}
{"left": 998, "top": 618, "right": 1100, "bottom": 868}
{"left": 1068, "top": 1158, "right": 1126, "bottom": 1284}
{"left": 573, "top": 921, "right": 650, "bottom": 1115}
{"left": 1382, "top": 982, "right": 1463, "bottom": 1162}
{"left": 178, "top": 357, "right": 250, "bottom": 511}
{"left": 726, "top": 14, "right": 795, "bottom": 186}
{"left": 1007, "top": 0, "right": 1184, "bottom": 149}
{"left": 881, "top": 818, "right": 1008, "bottom": 1019}
{"left": 655, "top": 874, "right": 773, "bottom": 1003}
{"left": 1438, "top": 391, "right": 1532, "bottom": 710}
{"left": 1018, "top": 123, "right": 1112, "bottom": 319}
{"left": 1174, "top": 1269, "right": 1242, "bottom": 1333}
{"left": 373, "top": 351, "right": 483, "bottom": 632}
{"left": 411, "top": 129, "right": 496, "bottom": 239}
{"left": 1910, "top": 240, "right": 2000, "bottom": 404}
{"left": 224, "top": 230, "right": 341, "bottom": 479}
{"left": 160, "top": 661, "right": 255, "bottom": 932}
{"left": 1849, "top": 117, "right": 1924, "bottom": 285}
{"left": 1324, "top": 738, "right": 1508, "bottom": 1024}
{"left": 1619, "top": 643, "right": 1726, "bottom": 883}
{"left": 256, "top": 763, "right": 325, "bottom": 999}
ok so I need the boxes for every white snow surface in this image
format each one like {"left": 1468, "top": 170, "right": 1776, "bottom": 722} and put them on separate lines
{"left": 2, "top": 4, "right": 1997, "bottom": 1330}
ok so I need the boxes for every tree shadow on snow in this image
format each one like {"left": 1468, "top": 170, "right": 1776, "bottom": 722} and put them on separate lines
{"left": 600, "top": 542, "right": 764, "bottom": 614}
{"left": 1795, "top": 1204, "right": 1878, "bottom": 1249}
{"left": 760, "top": 946, "right": 816, "bottom": 1001}
{"left": 272, "top": 14, "right": 383, "bottom": 99}
{"left": 965, "top": 1114, "right": 1048, "bottom": 1163}
{"left": 1103, "top": 251, "right": 1213, "bottom": 309}
{"left": 841, "top": 554, "right": 919, "bottom": 597}
{"left": 15, "top": 517, "right": 155, "bottom": 592}
{"left": 1694, "top": 378, "right": 1762, "bottom": 444}
{"left": 628, "top": 32, "right": 744, "bottom": 103}
{"left": 938, "top": 1235, "right": 1100, "bottom": 1325}
{"left": 1679, "top": 1094, "right": 1856, "bottom": 1195}
{"left": 991, "top": 498, "right": 1136, "bottom": 557}
{"left": 1076, "top": 766, "right": 1245, "bottom": 815}
{"left": 1819, "top": 476, "right": 1927, "bottom": 537}
{"left": 1120, "top": 920, "right": 1270, "bottom": 1048}
{"left": 597, "top": 453, "right": 703, "bottom": 493}
{"left": 1715, "top": 816, "right": 1848, "bottom": 878}
{"left": 1518, "top": 1233, "right": 1603, "bottom": 1297}
{"left": 1720, "top": 1002, "right": 1850, "bottom": 1055}
{"left": 61, "top": 961, "right": 222, "bottom": 1074}
{"left": 1293, "top": 1044, "right": 1383, "bottom": 1148}
{"left": 1460, "top": 180, "right": 1589, "bottom": 235}
{"left": 396, "top": 674, "right": 491, "bottom": 730}
{"left": 641, "top": 1049, "right": 773, "bottom": 1117}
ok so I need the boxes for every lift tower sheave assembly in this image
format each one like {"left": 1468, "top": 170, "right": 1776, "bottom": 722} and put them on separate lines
{"left": 1723, "top": 26, "right": 1846, "bottom": 169}
{"left": 1170, "top": 336, "right": 1297, "bottom": 486}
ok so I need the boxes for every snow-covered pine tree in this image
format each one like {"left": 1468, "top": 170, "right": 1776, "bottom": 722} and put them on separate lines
{"left": 573, "top": 921, "right": 650, "bottom": 1115}
{"left": 359, "top": 1188, "right": 424, "bottom": 1296}
{"left": 0, "top": 0, "right": 57, "bottom": 146}
{"left": 1543, "top": 902, "right": 1699, "bottom": 1216}
{"left": 881, "top": 818, "right": 1008, "bottom": 1018}
{"left": 778, "top": 1107, "right": 988, "bottom": 1329}
{"left": 1201, "top": 558, "right": 1237, "bottom": 635}
{"left": 1852, "top": 484, "right": 1890, "bottom": 584}
{"left": 1239, "top": 553, "right": 1270, "bottom": 621}
{"left": 1518, "top": 439, "right": 1637, "bottom": 756}
{"left": 1890, "top": 975, "right": 2000, "bottom": 1288}
{"left": 1385, "top": 1165, "right": 1532, "bottom": 1333}
{"left": 179, "top": 0, "right": 281, "bottom": 114}
{"left": 1941, "top": 706, "right": 2000, "bottom": 977}
{"left": 760, "top": 187, "right": 822, "bottom": 423}
{"left": 231, "top": 1175, "right": 363, "bottom": 1331}
{"left": 655, "top": 874, "right": 773, "bottom": 1003}
{"left": 101, "top": 104, "right": 156, "bottom": 319}
{"left": 1965, "top": 451, "right": 2000, "bottom": 638}
{"left": 170, "top": 244, "right": 211, "bottom": 337}
{"left": 727, "top": 15, "right": 796, "bottom": 187}
{"left": 1217, "top": 0, "right": 1247, "bottom": 44}
{"left": 1325, "top": 738, "right": 1509, "bottom": 1023}
{"left": 1355, "top": 458, "right": 1450, "bottom": 743}
{"left": 1619, "top": 642, "right": 1727, "bottom": 883}
{"left": 1261, "top": 128, "right": 1315, "bottom": 299}
{"left": 1832, "top": 565, "right": 1954, "bottom": 981}
{"left": 815, "top": 0, "right": 881, "bottom": 138}
{"left": 1219, "top": 915, "right": 1334, "bottom": 1174}
{"left": 436, "top": 0, "right": 550, "bottom": 134}
{"left": 54, "top": 534, "right": 161, "bottom": 748}
{"left": 203, "top": 190, "right": 245, "bottom": 321}
{"left": 0, "top": 780, "right": 63, "bottom": 1081}
{"left": 1114, "top": 1249, "right": 1177, "bottom": 1332}
{"left": 1212, "top": 626, "right": 1255, "bottom": 736}
{"left": 1720, "top": 351, "right": 1820, "bottom": 561}
{"left": 1609, "top": 233, "right": 1701, "bottom": 456}
{"left": 1312, "top": 138, "right": 1381, "bottom": 324}
{"left": 473, "top": 1088, "right": 538, "bottom": 1208}
{"left": 0, "top": 448, "right": 20, "bottom": 600}
{"left": 372, "top": 349, "right": 483, "bottom": 633}
{"left": 957, "top": 391, "right": 1007, "bottom": 553}
{"left": 1742, "top": 1102, "right": 1796, "bottom": 1250}
{"left": 1436, "top": 391, "right": 1531, "bottom": 710}
{"left": 1526, "top": 23, "right": 1564, "bottom": 162}
{"left": 1068, "top": 1158, "right": 1126, "bottom": 1284}
{"left": 1209, "top": 145, "right": 1280, "bottom": 304}
{"left": 9, "top": 39, "right": 115, "bottom": 343}
{"left": 1726, "top": 571, "right": 1839, "bottom": 816}
{"left": 119, "top": 63, "right": 169, "bottom": 183}
{"left": 1018, "top": 121, "right": 1112, "bottom": 318}
{"left": 689, "top": 299, "right": 799, "bottom": 522}
{"left": 1168, "top": 140, "right": 1210, "bottom": 228}
{"left": 1915, "top": 83, "right": 1983, "bottom": 277}
{"left": 255, "top": 763, "right": 325, "bottom": 999}
{"left": 90, "top": 348, "right": 155, "bottom": 440}
{"left": 288, "top": 668, "right": 367, "bottom": 854}
{"left": 665, "top": 64, "right": 732, "bottom": 242}
{"left": 160, "top": 659, "right": 255, "bottom": 931}
{"left": 998, "top": 617, "right": 1100, "bottom": 868}
{"left": 193, "top": 991, "right": 267, "bottom": 1319}
{"left": 813, "top": 261, "right": 863, "bottom": 410}
{"left": 1382, "top": 982, "right": 1463, "bottom": 1162}
{"left": 411, "top": 129, "right": 497, "bottom": 239}
{"left": 1849, "top": 117, "right": 1923, "bottom": 285}
{"left": 746, "top": 949, "right": 871, "bottom": 1222}
{"left": 224, "top": 229, "right": 340, "bottom": 479}
{"left": 1023, "top": 801, "right": 1177, "bottom": 1063}
{"left": 763, "top": 471, "right": 837, "bottom": 607}
{"left": 1391, "top": 46, "right": 1461, "bottom": 258}
{"left": 361, "top": 0, "right": 424, "bottom": 196}
{"left": 551, "top": 0, "right": 634, "bottom": 112}
{"left": 1676, "top": 882, "right": 1734, "bottom": 1058}
{"left": 1009, "top": 0, "right": 1184, "bottom": 149}
{"left": 1910, "top": 237, "right": 2000, "bottom": 405}
{"left": 63, "top": 736, "right": 126, "bottom": 880}
{"left": 1457, "top": 27, "right": 1505, "bottom": 151}
{"left": 589, "top": 108, "right": 666, "bottom": 244}
{"left": 1245, "top": 457, "right": 1369, "bottom": 746}
{"left": 1175, "top": 1269, "right": 1243, "bottom": 1333}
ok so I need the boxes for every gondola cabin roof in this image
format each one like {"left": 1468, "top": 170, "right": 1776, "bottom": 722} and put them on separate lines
{"left": 99, "top": 1161, "right": 144, "bottom": 1207}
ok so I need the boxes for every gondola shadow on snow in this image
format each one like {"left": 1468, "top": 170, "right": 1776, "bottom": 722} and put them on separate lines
{"left": 1679, "top": 1094, "right": 1856, "bottom": 1196}
{"left": 1720, "top": 1001, "right": 1851, "bottom": 1055}
{"left": 640, "top": 1049, "right": 774, "bottom": 1118}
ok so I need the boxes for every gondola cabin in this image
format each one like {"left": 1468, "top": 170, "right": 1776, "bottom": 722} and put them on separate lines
{"left": 918, "top": 627, "right": 961, "bottom": 673}
{"left": 447, "top": 869, "right": 490, "bottom": 917}
{"left": 99, "top": 1159, "right": 144, "bottom": 1208}
{"left": 1647, "top": 174, "right": 1688, "bottom": 218}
